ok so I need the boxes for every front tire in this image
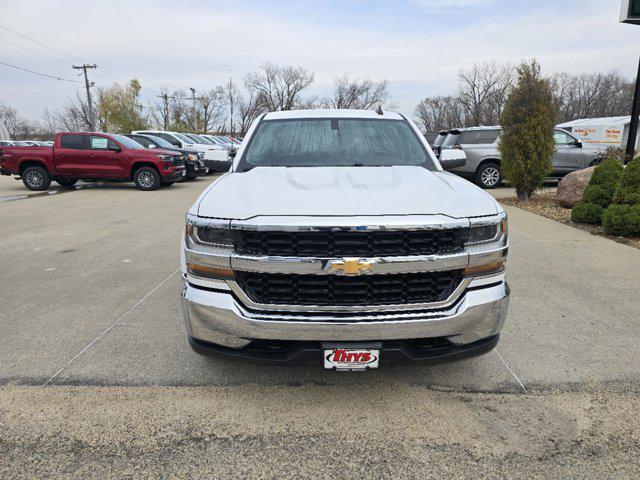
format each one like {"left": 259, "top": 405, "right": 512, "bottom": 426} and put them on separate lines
{"left": 56, "top": 177, "right": 78, "bottom": 187}
{"left": 475, "top": 162, "right": 502, "bottom": 189}
{"left": 133, "top": 166, "right": 161, "bottom": 191}
{"left": 22, "top": 166, "right": 51, "bottom": 191}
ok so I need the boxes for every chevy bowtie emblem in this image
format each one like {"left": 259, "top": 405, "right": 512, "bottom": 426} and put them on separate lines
{"left": 325, "top": 258, "right": 376, "bottom": 275}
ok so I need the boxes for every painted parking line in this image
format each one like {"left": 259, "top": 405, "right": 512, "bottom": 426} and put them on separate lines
{"left": 495, "top": 349, "right": 526, "bottom": 393}
{"left": 42, "top": 269, "right": 180, "bottom": 386}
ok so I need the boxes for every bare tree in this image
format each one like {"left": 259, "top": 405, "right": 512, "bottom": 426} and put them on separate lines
{"left": 56, "top": 92, "right": 94, "bottom": 132}
{"left": 40, "top": 108, "right": 60, "bottom": 139}
{"left": 457, "top": 61, "right": 514, "bottom": 126}
{"left": 245, "top": 62, "right": 314, "bottom": 111}
{"left": 237, "top": 91, "right": 267, "bottom": 135}
{"left": 0, "top": 103, "right": 23, "bottom": 138}
{"left": 550, "top": 71, "right": 634, "bottom": 122}
{"left": 414, "top": 95, "right": 466, "bottom": 132}
{"left": 322, "top": 75, "right": 390, "bottom": 110}
{"left": 198, "top": 87, "right": 226, "bottom": 133}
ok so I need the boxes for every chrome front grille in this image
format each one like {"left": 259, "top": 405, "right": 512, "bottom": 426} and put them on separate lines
{"left": 234, "top": 270, "right": 463, "bottom": 307}
{"left": 232, "top": 228, "right": 466, "bottom": 257}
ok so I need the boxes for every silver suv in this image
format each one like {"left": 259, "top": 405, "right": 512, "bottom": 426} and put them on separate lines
{"left": 445, "top": 127, "right": 606, "bottom": 189}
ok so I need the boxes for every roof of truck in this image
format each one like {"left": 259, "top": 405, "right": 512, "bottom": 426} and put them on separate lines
{"left": 263, "top": 109, "right": 404, "bottom": 121}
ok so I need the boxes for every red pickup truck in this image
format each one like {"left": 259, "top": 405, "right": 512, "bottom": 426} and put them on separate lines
{"left": 0, "top": 132, "right": 187, "bottom": 191}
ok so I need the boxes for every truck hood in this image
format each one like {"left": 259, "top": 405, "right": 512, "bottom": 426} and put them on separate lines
{"left": 195, "top": 166, "right": 500, "bottom": 219}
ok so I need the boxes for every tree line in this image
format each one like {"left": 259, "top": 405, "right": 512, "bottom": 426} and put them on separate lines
{"left": 414, "top": 61, "right": 635, "bottom": 133}
{"left": 0, "top": 60, "right": 635, "bottom": 140}
{"left": 0, "top": 62, "right": 390, "bottom": 139}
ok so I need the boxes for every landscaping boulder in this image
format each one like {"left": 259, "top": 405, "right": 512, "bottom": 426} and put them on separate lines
{"left": 556, "top": 166, "right": 595, "bottom": 208}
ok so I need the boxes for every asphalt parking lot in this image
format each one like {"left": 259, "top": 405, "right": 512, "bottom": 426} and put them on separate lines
{"left": 1, "top": 175, "right": 640, "bottom": 478}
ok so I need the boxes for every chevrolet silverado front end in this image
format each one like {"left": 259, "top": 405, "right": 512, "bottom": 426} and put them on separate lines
{"left": 180, "top": 109, "right": 509, "bottom": 369}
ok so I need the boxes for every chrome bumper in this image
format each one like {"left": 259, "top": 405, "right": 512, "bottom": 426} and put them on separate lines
{"left": 181, "top": 278, "right": 510, "bottom": 349}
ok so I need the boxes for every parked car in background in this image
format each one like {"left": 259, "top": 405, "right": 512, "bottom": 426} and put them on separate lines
{"left": 0, "top": 132, "right": 186, "bottom": 191}
{"left": 201, "top": 134, "right": 235, "bottom": 149}
{"left": 447, "top": 126, "right": 607, "bottom": 188}
{"left": 132, "top": 130, "right": 230, "bottom": 172}
{"left": 431, "top": 130, "right": 448, "bottom": 158}
{"left": 126, "top": 133, "right": 206, "bottom": 180}
{"left": 12, "top": 141, "right": 34, "bottom": 146}
{"left": 0, "top": 140, "right": 14, "bottom": 146}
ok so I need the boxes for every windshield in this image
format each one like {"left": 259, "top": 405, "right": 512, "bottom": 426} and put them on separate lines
{"left": 442, "top": 132, "right": 461, "bottom": 147}
{"left": 432, "top": 133, "right": 447, "bottom": 147}
{"left": 239, "top": 118, "right": 433, "bottom": 170}
{"left": 111, "top": 134, "right": 145, "bottom": 149}
{"left": 175, "top": 133, "right": 193, "bottom": 143}
{"left": 189, "top": 134, "right": 213, "bottom": 144}
{"left": 144, "top": 135, "right": 177, "bottom": 150}
{"left": 209, "top": 136, "right": 228, "bottom": 146}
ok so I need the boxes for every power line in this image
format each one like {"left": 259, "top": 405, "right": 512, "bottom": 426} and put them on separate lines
{"left": 0, "top": 60, "right": 80, "bottom": 82}
{"left": 0, "top": 23, "right": 87, "bottom": 64}
{"left": 0, "top": 37, "right": 73, "bottom": 66}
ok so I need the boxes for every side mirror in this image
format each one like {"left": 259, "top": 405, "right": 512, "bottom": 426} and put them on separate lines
{"left": 172, "top": 141, "right": 181, "bottom": 147}
{"left": 439, "top": 149, "right": 466, "bottom": 170}
{"left": 229, "top": 149, "right": 237, "bottom": 158}
{"left": 572, "top": 140, "right": 583, "bottom": 148}
{"left": 148, "top": 144, "right": 156, "bottom": 149}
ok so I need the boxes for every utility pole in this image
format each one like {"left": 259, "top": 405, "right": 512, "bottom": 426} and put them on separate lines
{"left": 626, "top": 58, "right": 640, "bottom": 162}
{"left": 157, "top": 93, "right": 171, "bottom": 131}
{"left": 73, "top": 64, "right": 97, "bottom": 131}
{"left": 621, "top": 0, "right": 640, "bottom": 161}
{"left": 229, "top": 69, "right": 234, "bottom": 136}
{"left": 188, "top": 87, "right": 198, "bottom": 132}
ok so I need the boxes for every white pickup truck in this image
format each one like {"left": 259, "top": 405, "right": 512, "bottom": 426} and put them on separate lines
{"left": 180, "top": 109, "right": 509, "bottom": 371}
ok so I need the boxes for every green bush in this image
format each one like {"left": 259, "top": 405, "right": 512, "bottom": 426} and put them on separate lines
{"left": 582, "top": 184, "right": 617, "bottom": 208}
{"left": 589, "top": 155, "right": 624, "bottom": 187}
{"left": 571, "top": 157, "right": 624, "bottom": 224}
{"left": 571, "top": 202, "right": 604, "bottom": 224}
{"left": 612, "top": 159, "right": 640, "bottom": 206}
{"left": 602, "top": 204, "right": 640, "bottom": 237}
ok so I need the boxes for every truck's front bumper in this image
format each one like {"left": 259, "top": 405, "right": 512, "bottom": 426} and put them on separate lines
{"left": 181, "top": 277, "right": 509, "bottom": 362}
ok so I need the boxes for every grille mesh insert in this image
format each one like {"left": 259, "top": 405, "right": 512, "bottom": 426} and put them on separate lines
{"left": 233, "top": 229, "right": 466, "bottom": 257}
{"left": 235, "top": 271, "right": 463, "bottom": 306}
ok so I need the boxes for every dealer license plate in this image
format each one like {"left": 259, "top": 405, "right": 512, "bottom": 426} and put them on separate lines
{"left": 323, "top": 344, "right": 380, "bottom": 371}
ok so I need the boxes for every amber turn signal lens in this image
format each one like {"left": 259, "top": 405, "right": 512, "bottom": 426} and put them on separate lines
{"left": 187, "top": 263, "right": 235, "bottom": 280}
{"left": 463, "top": 261, "right": 504, "bottom": 277}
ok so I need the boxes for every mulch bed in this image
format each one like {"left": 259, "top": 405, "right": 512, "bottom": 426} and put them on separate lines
{"left": 499, "top": 190, "right": 640, "bottom": 251}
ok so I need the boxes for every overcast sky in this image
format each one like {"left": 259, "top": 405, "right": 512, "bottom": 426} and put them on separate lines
{"left": 1, "top": 0, "right": 639, "bottom": 121}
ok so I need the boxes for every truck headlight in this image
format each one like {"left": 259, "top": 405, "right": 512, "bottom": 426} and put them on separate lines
{"left": 188, "top": 153, "right": 198, "bottom": 161}
{"left": 186, "top": 223, "right": 232, "bottom": 248}
{"left": 466, "top": 217, "right": 507, "bottom": 244}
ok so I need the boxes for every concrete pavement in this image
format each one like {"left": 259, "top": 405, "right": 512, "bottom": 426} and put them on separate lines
{"left": 1, "top": 175, "right": 639, "bottom": 477}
